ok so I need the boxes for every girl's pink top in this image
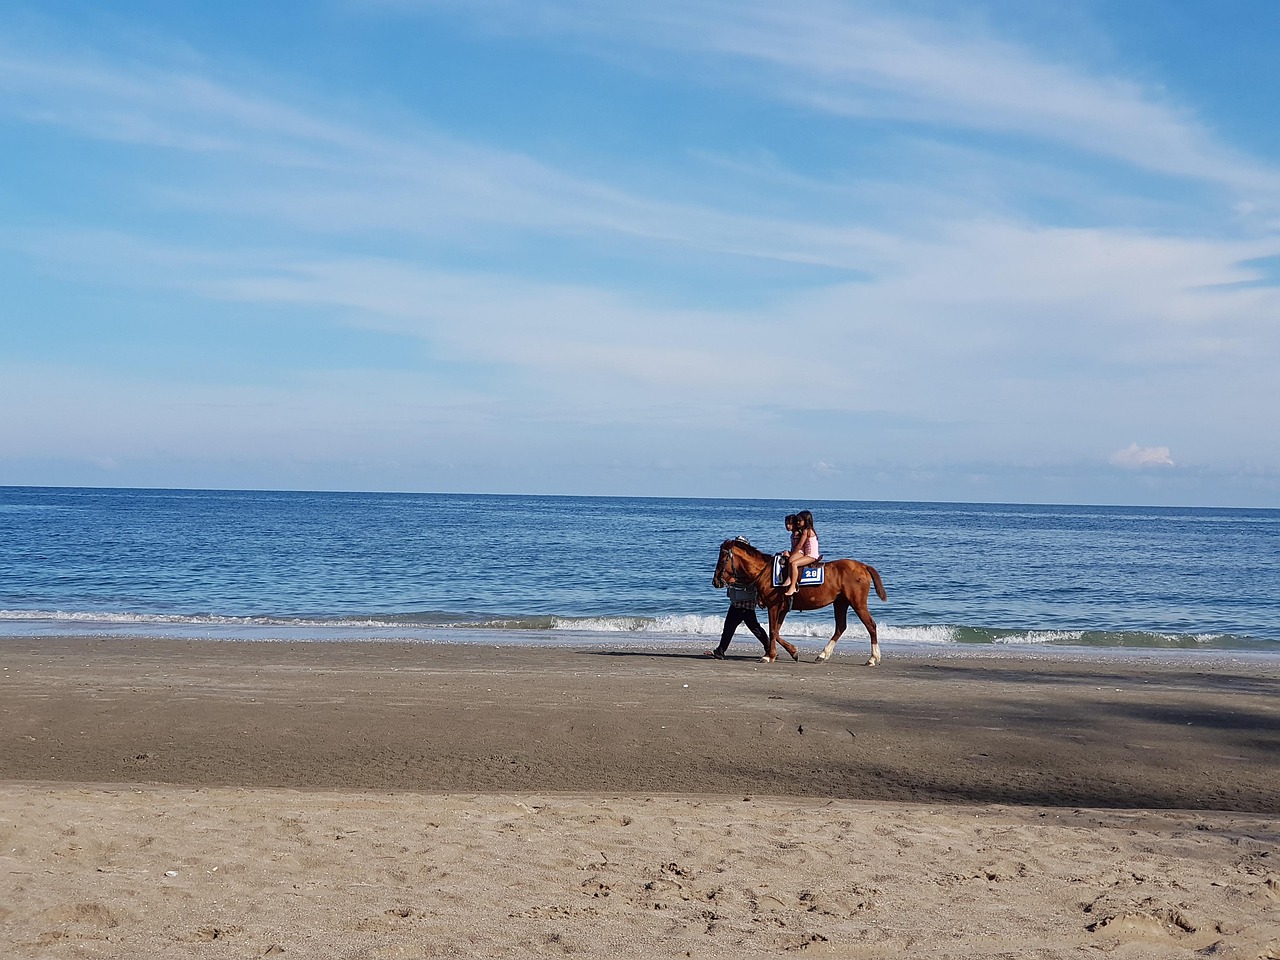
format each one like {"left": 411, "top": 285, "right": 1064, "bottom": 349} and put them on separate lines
{"left": 797, "top": 533, "right": 819, "bottom": 557}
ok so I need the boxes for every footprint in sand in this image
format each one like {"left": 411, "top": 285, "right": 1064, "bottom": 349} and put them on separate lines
{"left": 194, "top": 924, "right": 244, "bottom": 942}
{"left": 1086, "top": 907, "right": 1197, "bottom": 941}
{"left": 37, "top": 902, "right": 119, "bottom": 930}
{"left": 782, "top": 932, "right": 830, "bottom": 951}
{"left": 644, "top": 877, "right": 683, "bottom": 894}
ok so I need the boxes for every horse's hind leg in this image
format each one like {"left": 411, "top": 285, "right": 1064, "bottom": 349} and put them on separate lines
{"left": 816, "top": 599, "right": 848, "bottom": 662}
{"left": 853, "top": 598, "right": 881, "bottom": 666}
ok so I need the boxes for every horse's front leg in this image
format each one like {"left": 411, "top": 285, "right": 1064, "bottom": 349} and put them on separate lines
{"left": 766, "top": 604, "right": 799, "bottom": 663}
{"left": 763, "top": 605, "right": 783, "bottom": 662}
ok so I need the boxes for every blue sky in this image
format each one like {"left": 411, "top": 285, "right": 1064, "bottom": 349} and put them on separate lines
{"left": 2, "top": 1, "right": 1278, "bottom": 506}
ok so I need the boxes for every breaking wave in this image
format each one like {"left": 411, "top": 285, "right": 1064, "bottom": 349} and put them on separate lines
{"left": 0, "top": 609, "right": 1271, "bottom": 651}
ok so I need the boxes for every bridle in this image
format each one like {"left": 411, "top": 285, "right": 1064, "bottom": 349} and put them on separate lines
{"left": 717, "top": 540, "right": 745, "bottom": 587}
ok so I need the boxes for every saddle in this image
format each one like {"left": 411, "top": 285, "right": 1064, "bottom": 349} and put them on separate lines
{"left": 772, "top": 554, "right": 824, "bottom": 588}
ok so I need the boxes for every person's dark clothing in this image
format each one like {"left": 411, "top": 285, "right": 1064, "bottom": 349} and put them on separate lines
{"left": 711, "top": 582, "right": 769, "bottom": 657}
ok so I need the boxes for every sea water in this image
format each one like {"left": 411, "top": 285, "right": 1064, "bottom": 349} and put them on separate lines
{"left": 1, "top": 487, "right": 1277, "bottom": 656}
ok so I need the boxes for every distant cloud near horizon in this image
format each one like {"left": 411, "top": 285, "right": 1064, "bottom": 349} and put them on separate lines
{"left": 1110, "top": 444, "right": 1174, "bottom": 470}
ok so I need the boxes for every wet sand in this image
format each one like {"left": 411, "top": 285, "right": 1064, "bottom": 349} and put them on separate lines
{"left": 2, "top": 638, "right": 1278, "bottom": 957}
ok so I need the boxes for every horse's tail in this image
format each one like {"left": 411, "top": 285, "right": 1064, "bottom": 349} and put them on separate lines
{"left": 867, "top": 564, "right": 887, "bottom": 601}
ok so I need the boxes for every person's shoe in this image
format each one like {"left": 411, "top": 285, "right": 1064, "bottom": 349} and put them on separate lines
{"left": 703, "top": 649, "right": 726, "bottom": 659}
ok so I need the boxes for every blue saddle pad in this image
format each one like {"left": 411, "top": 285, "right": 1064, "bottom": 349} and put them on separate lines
{"left": 773, "top": 555, "right": 824, "bottom": 588}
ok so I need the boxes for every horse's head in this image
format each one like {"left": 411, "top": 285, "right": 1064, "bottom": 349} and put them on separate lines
{"left": 711, "top": 537, "right": 742, "bottom": 591}
{"left": 712, "top": 537, "right": 753, "bottom": 589}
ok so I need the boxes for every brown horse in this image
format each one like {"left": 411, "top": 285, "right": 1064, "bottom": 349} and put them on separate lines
{"left": 712, "top": 538, "right": 888, "bottom": 665}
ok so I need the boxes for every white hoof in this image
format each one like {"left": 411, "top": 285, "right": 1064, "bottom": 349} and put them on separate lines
{"left": 815, "top": 650, "right": 829, "bottom": 663}
{"left": 759, "top": 654, "right": 775, "bottom": 663}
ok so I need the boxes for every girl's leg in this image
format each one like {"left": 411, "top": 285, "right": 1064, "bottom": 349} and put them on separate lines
{"left": 784, "top": 554, "right": 817, "bottom": 595}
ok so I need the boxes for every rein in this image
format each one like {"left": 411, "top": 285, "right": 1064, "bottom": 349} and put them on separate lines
{"left": 723, "top": 545, "right": 740, "bottom": 584}
{"left": 721, "top": 541, "right": 763, "bottom": 589}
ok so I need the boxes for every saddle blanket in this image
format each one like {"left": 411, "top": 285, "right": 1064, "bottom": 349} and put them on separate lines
{"left": 772, "top": 555, "right": 824, "bottom": 588}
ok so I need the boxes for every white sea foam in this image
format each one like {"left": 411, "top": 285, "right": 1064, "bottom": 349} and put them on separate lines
{"left": 647, "top": 614, "right": 727, "bottom": 635}
{"left": 991, "top": 630, "right": 1086, "bottom": 645}
{"left": 876, "top": 624, "right": 958, "bottom": 644}
{"left": 550, "top": 619, "right": 670, "bottom": 634}
{"left": 0, "top": 609, "right": 959, "bottom": 643}
{"left": 1192, "top": 633, "right": 1226, "bottom": 644}
{"left": 551, "top": 614, "right": 749, "bottom": 636}
{"left": 0, "top": 609, "right": 336, "bottom": 627}
{"left": 1, "top": 609, "right": 1266, "bottom": 652}
{"left": 549, "top": 615, "right": 951, "bottom": 641}
{"left": 1, "top": 609, "right": 237, "bottom": 625}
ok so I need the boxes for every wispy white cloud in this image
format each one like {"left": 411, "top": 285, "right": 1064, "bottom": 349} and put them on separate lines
{"left": 6, "top": 12, "right": 1279, "bottom": 290}
{"left": 1110, "top": 443, "right": 1174, "bottom": 469}
{"left": 203, "top": 256, "right": 795, "bottom": 416}
{"left": 365, "top": 0, "right": 1280, "bottom": 197}
{"left": 169, "top": 232, "right": 1280, "bottom": 472}
{"left": 0, "top": 44, "right": 903, "bottom": 274}
{"left": 697, "top": 5, "right": 1279, "bottom": 193}
{"left": 11, "top": 207, "right": 1279, "bottom": 451}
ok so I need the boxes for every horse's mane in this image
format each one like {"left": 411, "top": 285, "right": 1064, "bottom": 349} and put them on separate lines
{"left": 726, "top": 538, "right": 770, "bottom": 560}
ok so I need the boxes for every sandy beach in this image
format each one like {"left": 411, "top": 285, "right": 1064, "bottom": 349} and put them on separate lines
{"left": 2, "top": 638, "right": 1278, "bottom": 957}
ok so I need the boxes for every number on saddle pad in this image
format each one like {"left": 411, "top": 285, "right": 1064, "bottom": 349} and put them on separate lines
{"left": 772, "top": 554, "right": 824, "bottom": 588}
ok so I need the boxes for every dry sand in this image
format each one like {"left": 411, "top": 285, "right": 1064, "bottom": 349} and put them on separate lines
{"left": 2, "top": 638, "right": 1278, "bottom": 958}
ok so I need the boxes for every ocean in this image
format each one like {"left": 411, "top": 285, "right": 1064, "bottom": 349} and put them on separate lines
{"left": 1, "top": 486, "right": 1277, "bottom": 656}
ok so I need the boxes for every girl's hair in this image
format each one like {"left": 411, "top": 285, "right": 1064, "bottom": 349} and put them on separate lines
{"left": 796, "top": 510, "right": 815, "bottom": 532}
{"left": 784, "top": 513, "right": 796, "bottom": 527}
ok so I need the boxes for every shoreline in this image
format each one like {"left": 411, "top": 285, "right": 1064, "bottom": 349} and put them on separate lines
{"left": 4, "top": 626, "right": 1277, "bottom": 663}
